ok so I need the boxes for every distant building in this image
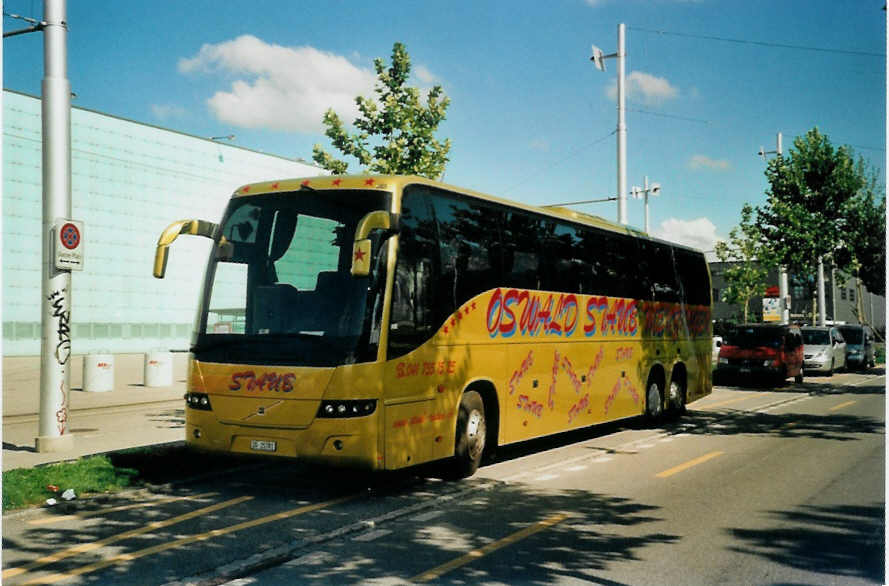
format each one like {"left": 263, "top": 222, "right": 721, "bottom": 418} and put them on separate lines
{"left": 3, "top": 90, "right": 325, "bottom": 356}
{"left": 709, "top": 261, "right": 886, "bottom": 335}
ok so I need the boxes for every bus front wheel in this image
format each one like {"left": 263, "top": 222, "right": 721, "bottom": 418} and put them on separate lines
{"left": 449, "top": 391, "right": 487, "bottom": 479}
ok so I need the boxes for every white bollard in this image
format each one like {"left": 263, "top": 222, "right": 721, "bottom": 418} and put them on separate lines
{"left": 83, "top": 354, "right": 114, "bottom": 392}
{"left": 144, "top": 351, "right": 173, "bottom": 387}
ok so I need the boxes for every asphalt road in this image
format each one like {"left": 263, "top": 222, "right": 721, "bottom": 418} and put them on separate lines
{"left": 2, "top": 369, "right": 884, "bottom": 585}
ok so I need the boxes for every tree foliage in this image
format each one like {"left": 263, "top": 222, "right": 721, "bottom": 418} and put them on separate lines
{"left": 755, "top": 127, "right": 884, "bottom": 321}
{"left": 312, "top": 42, "right": 451, "bottom": 179}
{"left": 835, "top": 172, "right": 885, "bottom": 297}
{"left": 715, "top": 204, "right": 769, "bottom": 322}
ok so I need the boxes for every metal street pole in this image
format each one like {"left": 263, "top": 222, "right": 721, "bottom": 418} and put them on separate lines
{"left": 817, "top": 258, "right": 827, "bottom": 325}
{"left": 762, "top": 132, "right": 792, "bottom": 325}
{"left": 589, "top": 23, "right": 628, "bottom": 225}
{"left": 37, "top": 0, "right": 74, "bottom": 452}
{"left": 643, "top": 175, "right": 650, "bottom": 233}
{"left": 616, "top": 23, "right": 627, "bottom": 225}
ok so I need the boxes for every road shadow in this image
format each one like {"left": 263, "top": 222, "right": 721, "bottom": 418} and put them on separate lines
{"left": 727, "top": 503, "right": 885, "bottom": 584}
{"left": 1, "top": 455, "right": 677, "bottom": 586}
{"left": 677, "top": 409, "right": 884, "bottom": 442}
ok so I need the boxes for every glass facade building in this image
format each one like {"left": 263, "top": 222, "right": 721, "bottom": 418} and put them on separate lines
{"left": 3, "top": 90, "right": 324, "bottom": 355}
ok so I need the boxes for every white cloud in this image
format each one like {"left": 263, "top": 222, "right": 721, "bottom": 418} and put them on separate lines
{"left": 607, "top": 71, "right": 679, "bottom": 106}
{"left": 178, "top": 35, "right": 377, "bottom": 133}
{"left": 414, "top": 65, "right": 439, "bottom": 84}
{"left": 688, "top": 154, "right": 732, "bottom": 171}
{"left": 653, "top": 217, "right": 720, "bottom": 253}
{"left": 151, "top": 104, "right": 187, "bottom": 121}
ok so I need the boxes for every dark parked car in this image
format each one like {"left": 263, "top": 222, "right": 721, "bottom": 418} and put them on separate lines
{"left": 836, "top": 324, "right": 876, "bottom": 370}
{"left": 716, "top": 323, "right": 804, "bottom": 385}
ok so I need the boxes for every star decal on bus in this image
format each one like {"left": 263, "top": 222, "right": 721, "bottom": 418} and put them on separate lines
{"left": 365, "top": 178, "right": 375, "bottom": 186}
{"left": 301, "top": 180, "right": 311, "bottom": 187}
{"left": 354, "top": 248, "right": 367, "bottom": 262}
{"left": 333, "top": 179, "right": 342, "bottom": 186}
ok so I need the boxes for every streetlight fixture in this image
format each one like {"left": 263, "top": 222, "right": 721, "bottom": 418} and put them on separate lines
{"left": 630, "top": 176, "right": 661, "bottom": 233}
{"left": 590, "top": 23, "right": 627, "bottom": 225}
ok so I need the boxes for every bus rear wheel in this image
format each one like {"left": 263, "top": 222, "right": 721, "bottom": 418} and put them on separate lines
{"left": 667, "top": 378, "right": 686, "bottom": 418}
{"left": 448, "top": 391, "right": 486, "bottom": 479}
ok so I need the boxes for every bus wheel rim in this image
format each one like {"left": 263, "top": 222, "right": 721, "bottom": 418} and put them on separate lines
{"left": 670, "top": 381, "right": 683, "bottom": 408}
{"left": 648, "top": 383, "right": 661, "bottom": 416}
{"left": 466, "top": 409, "right": 485, "bottom": 459}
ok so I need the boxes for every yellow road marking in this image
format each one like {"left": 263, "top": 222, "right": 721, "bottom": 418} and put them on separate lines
{"left": 3, "top": 495, "right": 252, "bottom": 580}
{"left": 23, "top": 494, "right": 358, "bottom": 585}
{"left": 702, "top": 394, "right": 767, "bottom": 409}
{"left": 412, "top": 513, "right": 569, "bottom": 583}
{"left": 656, "top": 451, "right": 724, "bottom": 479}
{"left": 828, "top": 400, "right": 857, "bottom": 412}
{"left": 27, "top": 492, "right": 219, "bottom": 526}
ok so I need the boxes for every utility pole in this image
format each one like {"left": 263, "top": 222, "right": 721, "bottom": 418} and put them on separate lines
{"left": 630, "top": 176, "right": 661, "bottom": 233}
{"left": 591, "top": 23, "right": 628, "bottom": 225}
{"left": 817, "top": 258, "right": 827, "bottom": 325}
{"left": 37, "top": 0, "right": 75, "bottom": 452}
{"left": 759, "top": 132, "right": 790, "bottom": 324}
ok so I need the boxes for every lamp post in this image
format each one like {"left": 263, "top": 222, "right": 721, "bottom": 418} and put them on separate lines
{"left": 630, "top": 176, "right": 661, "bottom": 233}
{"left": 758, "top": 132, "right": 791, "bottom": 325}
{"left": 591, "top": 23, "right": 627, "bottom": 225}
{"left": 39, "top": 0, "right": 75, "bottom": 452}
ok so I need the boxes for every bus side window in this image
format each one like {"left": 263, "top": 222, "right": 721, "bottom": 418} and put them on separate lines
{"left": 432, "top": 194, "right": 505, "bottom": 307}
{"left": 541, "top": 222, "right": 584, "bottom": 294}
{"left": 637, "top": 239, "right": 679, "bottom": 302}
{"left": 389, "top": 191, "right": 438, "bottom": 358}
{"left": 502, "top": 211, "right": 542, "bottom": 290}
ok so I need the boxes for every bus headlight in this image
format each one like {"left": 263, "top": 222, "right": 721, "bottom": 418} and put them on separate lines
{"left": 317, "top": 400, "right": 377, "bottom": 418}
{"left": 185, "top": 392, "right": 212, "bottom": 411}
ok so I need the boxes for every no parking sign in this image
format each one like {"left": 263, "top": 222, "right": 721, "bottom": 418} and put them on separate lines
{"left": 54, "top": 219, "right": 84, "bottom": 271}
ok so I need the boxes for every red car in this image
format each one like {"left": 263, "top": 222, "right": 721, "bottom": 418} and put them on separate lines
{"left": 715, "top": 324, "right": 804, "bottom": 385}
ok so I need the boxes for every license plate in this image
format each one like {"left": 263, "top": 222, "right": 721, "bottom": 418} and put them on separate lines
{"left": 250, "top": 439, "right": 277, "bottom": 452}
{"left": 739, "top": 367, "right": 751, "bottom": 374}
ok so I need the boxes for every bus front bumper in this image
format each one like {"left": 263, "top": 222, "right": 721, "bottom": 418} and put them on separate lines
{"left": 185, "top": 410, "right": 382, "bottom": 470}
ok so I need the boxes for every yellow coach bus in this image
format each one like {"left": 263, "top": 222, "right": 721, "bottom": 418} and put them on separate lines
{"left": 154, "top": 175, "right": 712, "bottom": 478}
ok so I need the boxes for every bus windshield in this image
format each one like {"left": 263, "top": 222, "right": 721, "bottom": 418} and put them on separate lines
{"left": 195, "top": 189, "right": 391, "bottom": 367}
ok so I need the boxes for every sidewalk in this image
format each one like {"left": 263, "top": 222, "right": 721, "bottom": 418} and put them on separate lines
{"left": 2, "top": 353, "right": 188, "bottom": 471}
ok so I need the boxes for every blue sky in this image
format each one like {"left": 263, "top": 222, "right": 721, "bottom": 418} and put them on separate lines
{"left": 3, "top": 0, "right": 885, "bottom": 253}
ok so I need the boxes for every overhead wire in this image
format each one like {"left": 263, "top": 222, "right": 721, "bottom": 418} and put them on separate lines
{"left": 628, "top": 26, "right": 883, "bottom": 58}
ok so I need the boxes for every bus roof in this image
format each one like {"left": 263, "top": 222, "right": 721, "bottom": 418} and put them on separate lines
{"left": 231, "top": 174, "right": 701, "bottom": 254}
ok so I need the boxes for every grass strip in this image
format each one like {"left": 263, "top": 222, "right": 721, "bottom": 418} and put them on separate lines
{"left": 2, "top": 455, "right": 138, "bottom": 512}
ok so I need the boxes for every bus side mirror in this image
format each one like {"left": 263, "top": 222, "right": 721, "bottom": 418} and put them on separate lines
{"left": 154, "top": 219, "right": 218, "bottom": 278}
{"left": 351, "top": 211, "right": 398, "bottom": 277}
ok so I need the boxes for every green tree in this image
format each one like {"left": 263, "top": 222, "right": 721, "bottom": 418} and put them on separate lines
{"left": 312, "top": 42, "right": 451, "bottom": 178}
{"left": 835, "top": 170, "right": 886, "bottom": 296}
{"left": 755, "top": 128, "right": 869, "bottom": 322}
{"left": 715, "top": 204, "right": 770, "bottom": 322}
{"left": 833, "top": 169, "right": 886, "bottom": 329}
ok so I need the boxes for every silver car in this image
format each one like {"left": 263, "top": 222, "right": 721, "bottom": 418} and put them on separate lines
{"left": 801, "top": 326, "right": 847, "bottom": 376}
